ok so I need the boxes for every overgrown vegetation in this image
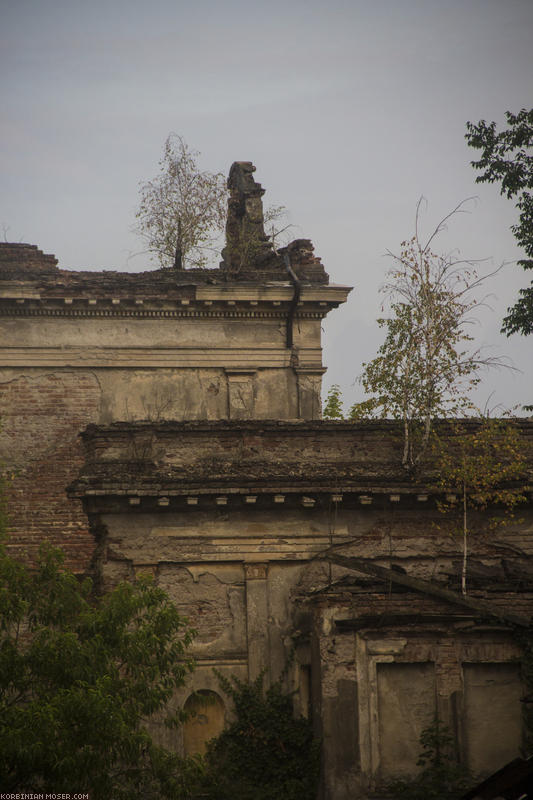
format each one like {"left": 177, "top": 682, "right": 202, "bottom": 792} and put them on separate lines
{"left": 134, "top": 136, "right": 293, "bottom": 272}
{"left": 0, "top": 535, "right": 321, "bottom": 798}
{"left": 389, "top": 716, "right": 471, "bottom": 800}
{"left": 0, "top": 539, "right": 199, "bottom": 798}
{"left": 200, "top": 671, "right": 320, "bottom": 800}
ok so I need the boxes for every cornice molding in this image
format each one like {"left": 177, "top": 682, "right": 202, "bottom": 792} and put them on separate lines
{"left": 0, "top": 305, "right": 328, "bottom": 321}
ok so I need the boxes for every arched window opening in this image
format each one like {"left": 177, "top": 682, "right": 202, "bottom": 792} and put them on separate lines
{"left": 183, "top": 689, "right": 225, "bottom": 756}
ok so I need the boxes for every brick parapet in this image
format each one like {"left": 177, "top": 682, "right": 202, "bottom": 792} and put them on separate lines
{"left": 0, "top": 242, "right": 58, "bottom": 273}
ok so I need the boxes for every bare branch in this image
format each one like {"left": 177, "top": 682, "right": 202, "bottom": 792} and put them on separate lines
{"left": 422, "top": 197, "right": 477, "bottom": 253}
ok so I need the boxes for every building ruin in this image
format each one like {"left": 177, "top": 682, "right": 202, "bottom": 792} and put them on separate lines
{"left": 1, "top": 163, "right": 533, "bottom": 799}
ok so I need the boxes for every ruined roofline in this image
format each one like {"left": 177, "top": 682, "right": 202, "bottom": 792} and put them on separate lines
{"left": 1, "top": 161, "right": 331, "bottom": 284}
{"left": 0, "top": 239, "right": 330, "bottom": 287}
{"left": 0, "top": 239, "right": 349, "bottom": 315}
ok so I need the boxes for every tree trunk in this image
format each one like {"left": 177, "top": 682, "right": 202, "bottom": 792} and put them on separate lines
{"left": 174, "top": 218, "right": 183, "bottom": 270}
{"left": 462, "top": 475, "right": 468, "bottom": 595}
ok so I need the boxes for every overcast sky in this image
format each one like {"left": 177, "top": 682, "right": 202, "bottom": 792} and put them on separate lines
{"left": 2, "top": 0, "right": 532, "bottom": 413}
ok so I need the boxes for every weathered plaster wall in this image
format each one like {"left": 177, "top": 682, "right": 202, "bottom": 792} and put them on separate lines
{"left": 377, "top": 662, "right": 436, "bottom": 778}
{"left": 1, "top": 315, "right": 289, "bottom": 348}
{"left": 463, "top": 662, "right": 523, "bottom": 773}
{"left": 96, "top": 507, "right": 318, "bottom": 684}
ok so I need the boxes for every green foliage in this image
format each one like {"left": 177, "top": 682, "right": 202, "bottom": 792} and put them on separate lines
{"left": 135, "top": 134, "right": 227, "bottom": 269}
{"left": 433, "top": 417, "right": 527, "bottom": 594}
{"left": 200, "top": 671, "right": 320, "bottom": 800}
{"left": 0, "top": 542, "right": 199, "bottom": 798}
{"left": 350, "top": 204, "right": 500, "bottom": 470}
{"left": 323, "top": 384, "right": 345, "bottom": 419}
{"left": 389, "top": 716, "right": 470, "bottom": 800}
{"left": 466, "top": 108, "right": 533, "bottom": 336}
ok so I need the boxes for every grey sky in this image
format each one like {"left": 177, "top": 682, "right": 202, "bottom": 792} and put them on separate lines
{"left": 2, "top": 0, "right": 532, "bottom": 412}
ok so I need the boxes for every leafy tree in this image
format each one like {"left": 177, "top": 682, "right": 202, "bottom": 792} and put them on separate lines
{"left": 0, "top": 541, "right": 199, "bottom": 798}
{"left": 433, "top": 417, "right": 527, "bottom": 595}
{"left": 323, "top": 383, "right": 344, "bottom": 419}
{"left": 135, "top": 134, "right": 227, "bottom": 269}
{"left": 349, "top": 200, "right": 504, "bottom": 471}
{"left": 201, "top": 672, "right": 320, "bottom": 800}
{"left": 389, "top": 715, "right": 470, "bottom": 800}
{"left": 466, "top": 108, "right": 533, "bottom": 336}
